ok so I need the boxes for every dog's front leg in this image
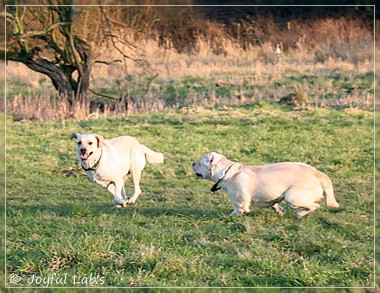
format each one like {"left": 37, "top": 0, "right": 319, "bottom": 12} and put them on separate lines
{"left": 230, "top": 208, "right": 240, "bottom": 216}
{"left": 113, "top": 180, "right": 127, "bottom": 207}
{"left": 229, "top": 201, "right": 251, "bottom": 216}
{"left": 229, "top": 192, "right": 250, "bottom": 216}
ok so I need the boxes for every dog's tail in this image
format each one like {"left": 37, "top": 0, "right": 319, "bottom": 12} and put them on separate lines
{"left": 319, "top": 172, "right": 339, "bottom": 208}
{"left": 143, "top": 146, "right": 164, "bottom": 164}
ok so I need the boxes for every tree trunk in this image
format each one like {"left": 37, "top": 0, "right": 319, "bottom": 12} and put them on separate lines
{"left": 8, "top": 53, "right": 80, "bottom": 104}
{"left": 77, "top": 67, "right": 91, "bottom": 100}
{"left": 27, "top": 60, "right": 76, "bottom": 104}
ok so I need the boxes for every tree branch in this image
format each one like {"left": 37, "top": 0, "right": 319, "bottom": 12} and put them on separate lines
{"left": 1, "top": 12, "right": 15, "bottom": 21}
{"left": 98, "top": 7, "right": 151, "bottom": 72}
{"left": 89, "top": 89, "right": 119, "bottom": 100}
{"left": 11, "top": 22, "right": 72, "bottom": 43}
{"left": 94, "top": 59, "right": 123, "bottom": 65}
{"left": 54, "top": 7, "right": 84, "bottom": 74}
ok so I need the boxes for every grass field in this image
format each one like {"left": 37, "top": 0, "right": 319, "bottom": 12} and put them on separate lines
{"left": 5, "top": 103, "right": 374, "bottom": 288}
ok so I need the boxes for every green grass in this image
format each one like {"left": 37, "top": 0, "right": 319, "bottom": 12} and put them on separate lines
{"left": 155, "top": 70, "right": 373, "bottom": 108}
{"left": 5, "top": 105, "right": 374, "bottom": 288}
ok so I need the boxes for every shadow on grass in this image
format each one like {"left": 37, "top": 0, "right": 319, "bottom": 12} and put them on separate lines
{"left": 134, "top": 205, "right": 224, "bottom": 218}
{"left": 6, "top": 202, "right": 225, "bottom": 220}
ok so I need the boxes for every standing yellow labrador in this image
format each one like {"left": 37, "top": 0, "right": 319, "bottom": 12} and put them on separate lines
{"left": 71, "top": 133, "right": 164, "bottom": 207}
{"left": 192, "top": 152, "right": 339, "bottom": 218}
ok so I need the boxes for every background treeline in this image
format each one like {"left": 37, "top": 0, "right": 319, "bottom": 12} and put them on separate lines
{"left": 3, "top": 1, "right": 374, "bottom": 55}
{"left": 129, "top": 5, "right": 374, "bottom": 53}
{"left": 89, "top": 4, "right": 375, "bottom": 54}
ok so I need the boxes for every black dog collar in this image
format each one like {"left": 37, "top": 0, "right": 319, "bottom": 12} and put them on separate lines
{"left": 81, "top": 151, "right": 102, "bottom": 172}
{"left": 210, "top": 163, "right": 234, "bottom": 193}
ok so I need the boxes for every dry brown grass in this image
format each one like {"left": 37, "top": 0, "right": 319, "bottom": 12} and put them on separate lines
{"left": 8, "top": 93, "right": 166, "bottom": 121}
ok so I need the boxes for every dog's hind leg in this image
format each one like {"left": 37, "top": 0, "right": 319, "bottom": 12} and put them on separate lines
{"left": 295, "top": 203, "right": 320, "bottom": 219}
{"left": 125, "top": 163, "right": 144, "bottom": 205}
{"left": 284, "top": 181, "right": 323, "bottom": 219}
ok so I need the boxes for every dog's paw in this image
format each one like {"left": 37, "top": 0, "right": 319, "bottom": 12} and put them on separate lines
{"left": 112, "top": 204, "right": 126, "bottom": 209}
{"left": 277, "top": 210, "right": 285, "bottom": 217}
{"left": 125, "top": 198, "right": 136, "bottom": 205}
{"left": 272, "top": 203, "right": 285, "bottom": 216}
{"left": 114, "top": 196, "right": 128, "bottom": 207}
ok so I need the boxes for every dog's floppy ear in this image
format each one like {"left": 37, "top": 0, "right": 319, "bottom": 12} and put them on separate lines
{"left": 70, "top": 133, "right": 80, "bottom": 140}
{"left": 209, "top": 152, "right": 222, "bottom": 166}
{"left": 201, "top": 153, "right": 212, "bottom": 167}
{"left": 202, "top": 152, "right": 222, "bottom": 167}
{"left": 94, "top": 134, "right": 104, "bottom": 148}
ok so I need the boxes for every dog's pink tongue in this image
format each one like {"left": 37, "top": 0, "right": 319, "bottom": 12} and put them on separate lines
{"left": 81, "top": 153, "right": 89, "bottom": 160}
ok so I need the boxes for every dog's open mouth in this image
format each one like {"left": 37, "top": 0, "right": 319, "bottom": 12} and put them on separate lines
{"left": 80, "top": 151, "right": 93, "bottom": 161}
{"left": 195, "top": 173, "right": 204, "bottom": 178}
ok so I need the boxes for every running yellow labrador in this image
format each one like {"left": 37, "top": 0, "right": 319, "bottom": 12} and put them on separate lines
{"left": 71, "top": 133, "right": 164, "bottom": 207}
{"left": 192, "top": 152, "right": 339, "bottom": 218}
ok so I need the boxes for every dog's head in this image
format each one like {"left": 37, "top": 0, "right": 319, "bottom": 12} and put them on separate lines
{"left": 192, "top": 152, "right": 226, "bottom": 180}
{"left": 70, "top": 133, "right": 103, "bottom": 162}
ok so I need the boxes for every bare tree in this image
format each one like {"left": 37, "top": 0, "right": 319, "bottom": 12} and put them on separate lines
{"left": 3, "top": 2, "right": 148, "bottom": 103}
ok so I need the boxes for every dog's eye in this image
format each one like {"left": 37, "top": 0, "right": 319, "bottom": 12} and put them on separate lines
{"left": 77, "top": 141, "right": 82, "bottom": 145}
{"left": 88, "top": 142, "right": 93, "bottom": 145}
